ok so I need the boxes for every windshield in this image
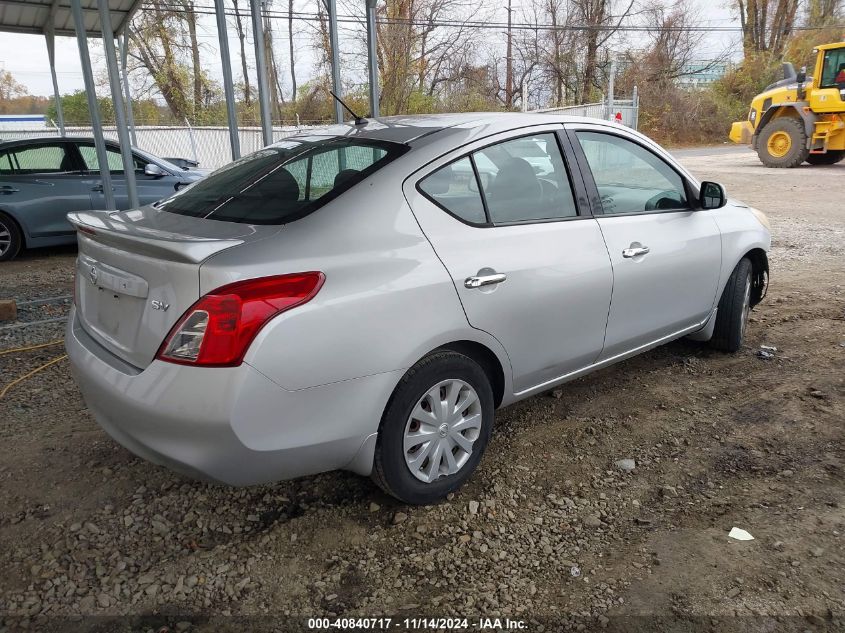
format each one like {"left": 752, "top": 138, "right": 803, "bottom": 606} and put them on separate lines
{"left": 157, "top": 136, "right": 407, "bottom": 224}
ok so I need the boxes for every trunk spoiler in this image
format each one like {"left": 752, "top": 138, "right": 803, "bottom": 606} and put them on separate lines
{"left": 67, "top": 210, "right": 246, "bottom": 265}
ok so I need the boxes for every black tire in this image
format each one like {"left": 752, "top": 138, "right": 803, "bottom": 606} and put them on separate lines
{"left": 0, "top": 211, "right": 22, "bottom": 262}
{"left": 709, "top": 258, "right": 753, "bottom": 353}
{"left": 372, "top": 351, "right": 495, "bottom": 505}
{"left": 806, "top": 150, "right": 845, "bottom": 165}
{"left": 756, "top": 117, "right": 809, "bottom": 168}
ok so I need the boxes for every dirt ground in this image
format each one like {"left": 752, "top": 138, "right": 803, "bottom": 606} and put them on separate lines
{"left": 0, "top": 146, "right": 842, "bottom": 633}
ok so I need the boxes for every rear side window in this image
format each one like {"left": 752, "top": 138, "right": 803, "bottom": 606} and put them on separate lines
{"left": 0, "top": 144, "right": 73, "bottom": 174}
{"left": 158, "top": 137, "right": 404, "bottom": 224}
{"left": 418, "top": 157, "right": 486, "bottom": 224}
{"left": 418, "top": 132, "right": 579, "bottom": 226}
{"left": 473, "top": 134, "right": 577, "bottom": 223}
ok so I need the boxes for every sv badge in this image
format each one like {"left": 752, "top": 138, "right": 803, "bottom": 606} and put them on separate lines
{"left": 151, "top": 300, "right": 170, "bottom": 312}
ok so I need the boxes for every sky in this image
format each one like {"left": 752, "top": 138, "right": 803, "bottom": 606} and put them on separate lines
{"left": 0, "top": 0, "right": 742, "bottom": 99}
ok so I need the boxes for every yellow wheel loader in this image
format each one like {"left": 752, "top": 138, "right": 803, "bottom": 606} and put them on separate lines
{"left": 730, "top": 42, "right": 845, "bottom": 167}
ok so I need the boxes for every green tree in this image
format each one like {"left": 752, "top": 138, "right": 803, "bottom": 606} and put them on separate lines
{"left": 46, "top": 90, "right": 116, "bottom": 126}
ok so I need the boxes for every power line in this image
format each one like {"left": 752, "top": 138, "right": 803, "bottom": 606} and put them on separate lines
{"left": 145, "top": 2, "right": 845, "bottom": 34}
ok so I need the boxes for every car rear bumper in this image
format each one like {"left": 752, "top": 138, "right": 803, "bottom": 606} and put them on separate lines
{"left": 66, "top": 306, "right": 397, "bottom": 485}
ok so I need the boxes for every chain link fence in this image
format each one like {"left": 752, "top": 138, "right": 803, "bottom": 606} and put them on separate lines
{"left": 533, "top": 98, "right": 640, "bottom": 129}
{"left": 0, "top": 125, "right": 318, "bottom": 170}
{"left": 2, "top": 99, "right": 639, "bottom": 171}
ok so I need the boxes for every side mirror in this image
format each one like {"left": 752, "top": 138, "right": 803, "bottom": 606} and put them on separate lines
{"left": 144, "top": 163, "right": 165, "bottom": 178}
{"left": 699, "top": 181, "right": 727, "bottom": 210}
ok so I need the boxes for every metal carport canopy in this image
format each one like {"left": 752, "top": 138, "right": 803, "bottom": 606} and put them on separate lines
{"left": 0, "top": 0, "right": 141, "bottom": 37}
{"left": 0, "top": 0, "right": 144, "bottom": 211}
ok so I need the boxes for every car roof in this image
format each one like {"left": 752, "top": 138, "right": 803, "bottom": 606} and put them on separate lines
{"left": 278, "top": 112, "right": 606, "bottom": 146}
{"left": 0, "top": 136, "right": 118, "bottom": 149}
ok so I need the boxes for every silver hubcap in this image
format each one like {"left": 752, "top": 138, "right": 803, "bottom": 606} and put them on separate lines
{"left": 740, "top": 274, "right": 752, "bottom": 339}
{"left": 0, "top": 221, "right": 10, "bottom": 256}
{"left": 403, "top": 379, "right": 483, "bottom": 484}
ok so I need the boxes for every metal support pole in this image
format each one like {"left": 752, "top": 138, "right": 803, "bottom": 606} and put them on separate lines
{"left": 71, "top": 0, "right": 115, "bottom": 210}
{"left": 326, "top": 0, "right": 343, "bottom": 123}
{"left": 365, "top": 0, "right": 379, "bottom": 118}
{"left": 632, "top": 85, "right": 639, "bottom": 130}
{"left": 99, "top": 1, "right": 139, "bottom": 209}
{"left": 607, "top": 58, "right": 616, "bottom": 121}
{"left": 44, "top": 29, "right": 65, "bottom": 135}
{"left": 250, "top": 0, "right": 274, "bottom": 146}
{"left": 119, "top": 35, "right": 137, "bottom": 146}
{"left": 215, "top": 0, "right": 241, "bottom": 159}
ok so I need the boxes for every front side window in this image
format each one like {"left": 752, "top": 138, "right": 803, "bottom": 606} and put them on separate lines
{"left": 418, "top": 132, "right": 578, "bottom": 226}
{"left": 158, "top": 137, "right": 405, "bottom": 224}
{"left": 576, "top": 131, "right": 688, "bottom": 214}
{"left": 820, "top": 48, "right": 845, "bottom": 88}
{"left": 77, "top": 144, "right": 146, "bottom": 174}
{"left": 0, "top": 144, "right": 73, "bottom": 174}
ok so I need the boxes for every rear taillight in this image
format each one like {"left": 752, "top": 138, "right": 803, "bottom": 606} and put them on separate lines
{"left": 156, "top": 272, "right": 325, "bottom": 367}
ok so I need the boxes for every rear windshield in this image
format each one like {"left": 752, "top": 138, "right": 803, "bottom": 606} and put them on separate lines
{"left": 157, "top": 136, "right": 407, "bottom": 224}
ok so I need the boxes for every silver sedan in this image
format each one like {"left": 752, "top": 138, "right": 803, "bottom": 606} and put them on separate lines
{"left": 65, "top": 113, "right": 771, "bottom": 504}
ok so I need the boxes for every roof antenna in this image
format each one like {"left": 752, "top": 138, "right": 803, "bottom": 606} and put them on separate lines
{"left": 329, "top": 90, "right": 367, "bottom": 125}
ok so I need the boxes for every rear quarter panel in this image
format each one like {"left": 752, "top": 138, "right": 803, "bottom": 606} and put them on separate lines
{"left": 199, "top": 163, "right": 514, "bottom": 394}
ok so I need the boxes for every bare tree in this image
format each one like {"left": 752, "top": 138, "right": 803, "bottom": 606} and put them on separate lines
{"left": 231, "top": 0, "right": 253, "bottom": 107}
{"left": 571, "top": 0, "right": 637, "bottom": 101}
{"left": 289, "top": 0, "right": 298, "bottom": 101}
{"left": 735, "top": 0, "right": 801, "bottom": 58}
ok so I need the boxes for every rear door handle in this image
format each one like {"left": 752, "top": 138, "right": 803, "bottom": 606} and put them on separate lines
{"left": 0, "top": 186, "right": 19, "bottom": 194}
{"left": 622, "top": 246, "right": 650, "bottom": 258}
{"left": 465, "top": 273, "right": 507, "bottom": 289}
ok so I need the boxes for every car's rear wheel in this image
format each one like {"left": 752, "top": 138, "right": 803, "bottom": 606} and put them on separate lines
{"left": 372, "top": 351, "right": 494, "bottom": 505}
{"left": 0, "top": 212, "right": 22, "bottom": 262}
{"left": 709, "top": 258, "right": 753, "bottom": 353}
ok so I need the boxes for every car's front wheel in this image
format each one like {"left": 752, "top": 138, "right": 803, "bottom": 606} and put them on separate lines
{"left": 373, "top": 351, "right": 494, "bottom": 505}
{"left": 709, "top": 258, "right": 753, "bottom": 352}
{"left": 0, "top": 212, "right": 22, "bottom": 262}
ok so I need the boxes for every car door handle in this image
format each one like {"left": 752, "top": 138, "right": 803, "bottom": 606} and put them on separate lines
{"left": 0, "top": 186, "right": 19, "bottom": 194}
{"left": 465, "top": 273, "right": 507, "bottom": 289}
{"left": 622, "top": 246, "right": 650, "bottom": 258}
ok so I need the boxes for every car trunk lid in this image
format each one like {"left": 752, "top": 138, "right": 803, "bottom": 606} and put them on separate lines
{"left": 68, "top": 206, "right": 281, "bottom": 369}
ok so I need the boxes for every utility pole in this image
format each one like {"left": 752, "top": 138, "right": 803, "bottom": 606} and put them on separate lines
{"left": 505, "top": 0, "right": 513, "bottom": 109}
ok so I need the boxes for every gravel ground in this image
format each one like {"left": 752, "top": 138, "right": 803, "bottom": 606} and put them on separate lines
{"left": 0, "top": 149, "right": 842, "bottom": 633}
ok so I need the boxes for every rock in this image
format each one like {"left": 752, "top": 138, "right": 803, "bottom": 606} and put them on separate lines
{"left": 550, "top": 389, "right": 564, "bottom": 399}
{"left": 96, "top": 593, "right": 110, "bottom": 608}
{"left": 810, "top": 547, "right": 824, "bottom": 558}
{"left": 583, "top": 515, "right": 603, "bottom": 528}
{"left": 780, "top": 470, "right": 794, "bottom": 477}
{"left": 727, "top": 587, "right": 741, "bottom": 599}
{"left": 369, "top": 502, "right": 380, "bottom": 512}
{"left": 659, "top": 486, "right": 678, "bottom": 498}
{"left": 0, "top": 299, "right": 17, "bottom": 322}
{"left": 614, "top": 459, "right": 636, "bottom": 472}
{"left": 392, "top": 512, "right": 408, "bottom": 525}
{"left": 468, "top": 501, "right": 480, "bottom": 515}
{"left": 69, "top": 522, "right": 82, "bottom": 532}
{"left": 78, "top": 595, "right": 95, "bottom": 611}
{"left": 773, "top": 541, "right": 784, "bottom": 551}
